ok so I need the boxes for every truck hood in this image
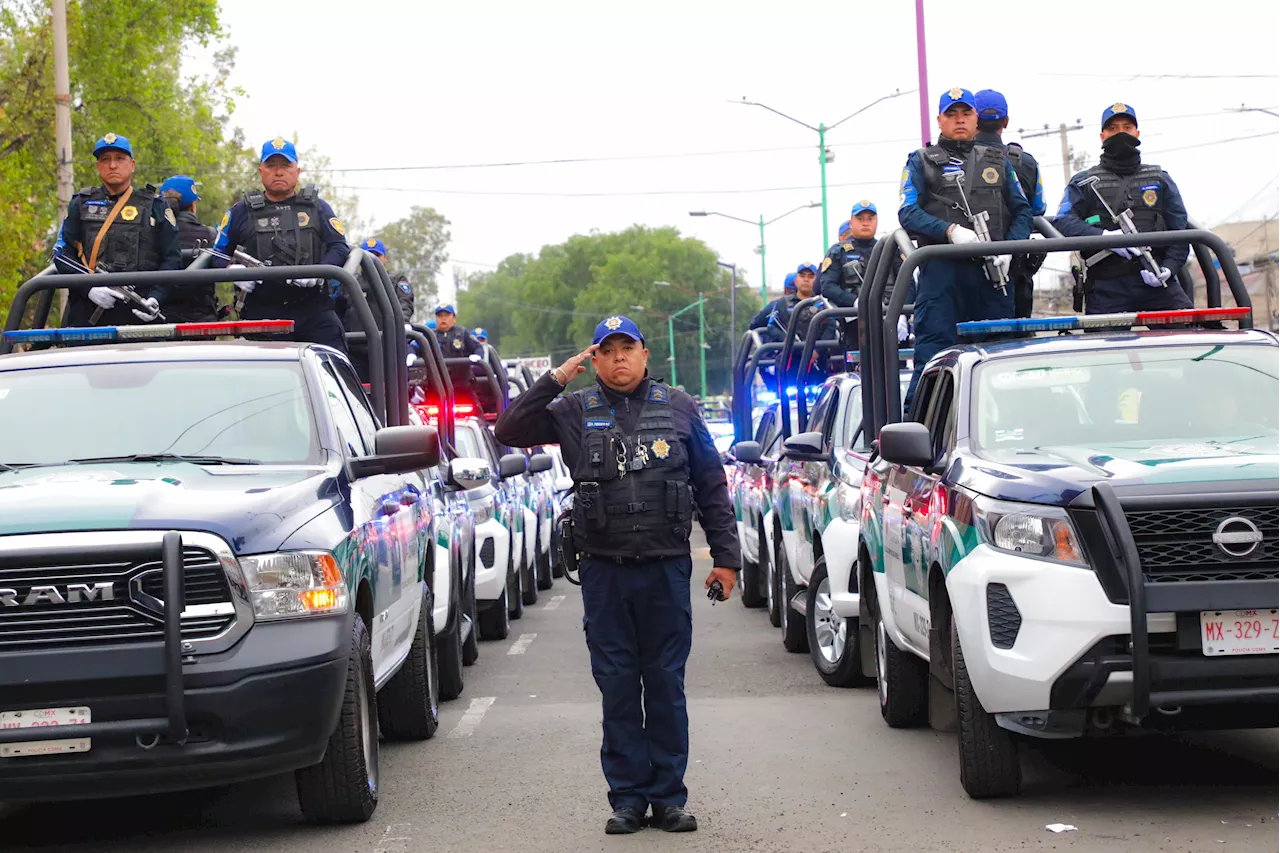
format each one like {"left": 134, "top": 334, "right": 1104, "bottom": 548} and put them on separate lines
{"left": 0, "top": 462, "right": 340, "bottom": 554}
{"left": 953, "top": 440, "right": 1279, "bottom": 505}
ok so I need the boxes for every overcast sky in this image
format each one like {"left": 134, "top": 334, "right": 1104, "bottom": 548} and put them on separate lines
{"left": 197, "top": 0, "right": 1279, "bottom": 305}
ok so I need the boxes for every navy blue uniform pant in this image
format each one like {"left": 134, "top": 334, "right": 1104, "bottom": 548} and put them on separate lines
{"left": 580, "top": 554, "right": 693, "bottom": 812}
{"left": 1086, "top": 272, "right": 1192, "bottom": 314}
{"left": 907, "top": 259, "right": 1013, "bottom": 405}
{"left": 244, "top": 300, "right": 348, "bottom": 353}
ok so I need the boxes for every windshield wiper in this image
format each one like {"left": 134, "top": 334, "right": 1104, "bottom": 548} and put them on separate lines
{"left": 67, "top": 453, "right": 262, "bottom": 466}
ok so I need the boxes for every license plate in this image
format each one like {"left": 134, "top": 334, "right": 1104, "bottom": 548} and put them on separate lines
{"left": 0, "top": 707, "right": 92, "bottom": 757}
{"left": 1200, "top": 610, "right": 1280, "bottom": 657}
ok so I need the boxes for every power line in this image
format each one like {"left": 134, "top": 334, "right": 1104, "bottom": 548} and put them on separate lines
{"left": 1031, "top": 72, "right": 1278, "bottom": 80}
{"left": 1216, "top": 175, "right": 1280, "bottom": 227}
{"left": 1038, "top": 129, "right": 1279, "bottom": 170}
{"left": 330, "top": 180, "right": 897, "bottom": 199}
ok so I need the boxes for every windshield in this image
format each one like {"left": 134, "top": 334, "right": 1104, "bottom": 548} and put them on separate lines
{"left": 454, "top": 424, "right": 486, "bottom": 461}
{"left": 0, "top": 360, "right": 319, "bottom": 466}
{"left": 972, "top": 344, "right": 1279, "bottom": 459}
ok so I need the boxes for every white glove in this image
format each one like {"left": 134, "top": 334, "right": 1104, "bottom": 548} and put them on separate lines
{"left": 897, "top": 315, "right": 910, "bottom": 342}
{"left": 291, "top": 277, "right": 324, "bottom": 288}
{"left": 991, "top": 254, "right": 1012, "bottom": 279}
{"left": 1102, "top": 229, "right": 1139, "bottom": 260}
{"left": 226, "top": 264, "right": 257, "bottom": 293}
{"left": 88, "top": 286, "right": 119, "bottom": 310}
{"left": 1140, "top": 266, "right": 1172, "bottom": 288}
{"left": 948, "top": 225, "right": 979, "bottom": 245}
{"left": 131, "top": 297, "right": 161, "bottom": 322}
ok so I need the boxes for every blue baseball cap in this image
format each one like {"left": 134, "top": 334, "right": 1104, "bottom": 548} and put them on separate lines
{"left": 260, "top": 136, "right": 299, "bottom": 163}
{"left": 473, "top": 327, "right": 488, "bottom": 341}
{"left": 796, "top": 263, "right": 818, "bottom": 276}
{"left": 937, "top": 87, "right": 977, "bottom": 114}
{"left": 975, "top": 89, "right": 1008, "bottom": 121}
{"left": 426, "top": 319, "right": 437, "bottom": 330}
{"left": 92, "top": 133, "right": 132, "bottom": 158}
{"left": 159, "top": 175, "right": 201, "bottom": 204}
{"left": 838, "top": 220, "right": 853, "bottom": 238}
{"left": 433, "top": 303, "right": 456, "bottom": 315}
{"left": 783, "top": 272, "right": 797, "bottom": 291}
{"left": 850, "top": 199, "right": 877, "bottom": 217}
{"left": 593, "top": 315, "right": 644, "bottom": 346}
{"left": 1101, "top": 101, "right": 1138, "bottom": 129}
{"left": 361, "top": 237, "right": 386, "bottom": 256}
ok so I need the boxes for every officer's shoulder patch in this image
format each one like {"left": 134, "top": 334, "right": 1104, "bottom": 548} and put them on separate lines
{"left": 164, "top": 208, "right": 177, "bottom": 227}
{"left": 841, "top": 242, "right": 854, "bottom": 252}
{"left": 981, "top": 166, "right": 999, "bottom": 184}
{"left": 398, "top": 280, "right": 412, "bottom": 294}
{"left": 120, "top": 205, "right": 138, "bottom": 222}
{"left": 647, "top": 383, "right": 669, "bottom": 403}
{"left": 582, "top": 391, "right": 603, "bottom": 409}
{"left": 329, "top": 217, "right": 345, "bottom": 235}
{"left": 820, "top": 256, "right": 833, "bottom": 273}
{"left": 218, "top": 211, "right": 230, "bottom": 231}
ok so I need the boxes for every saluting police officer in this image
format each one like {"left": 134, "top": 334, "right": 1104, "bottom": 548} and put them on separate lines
{"left": 213, "top": 136, "right": 351, "bottom": 350}
{"left": 818, "top": 200, "right": 913, "bottom": 342}
{"left": 433, "top": 303, "right": 483, "bottom": 356}
{"left": 898, "top": 87, "right": 1032, "bottom": 403}
{"left": 494, "top": 316, "right": 739, "bottom": 836}
{"left": 53, "top": 132, "right": 182, "bottom": 326}
{"left": 159, "top": 174, "right": 218, "bottom": 322}
{"left": 973, "top": 90, "right": 1047, "bottom": 318}
{"left": 1053, "top": 102, "right": 1191, "bottom": 314}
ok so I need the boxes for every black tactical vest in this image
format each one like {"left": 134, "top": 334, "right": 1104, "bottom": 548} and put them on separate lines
{"left": 1075, "top": 163, "right": 1166, "bottom": 276}
{"left": 243, "top": 186, "right": 325, "bottom": 303}
{"left": 76, "top": 185, "right": 161, "bottom": 273}
{"left": 916, "top": 144, "right": 1009, "bottom": 246}
{"left": 570, "top": 381, "right": 694, "bottom": 558}
{"left": 173, "top": 209, "right": 216, "bottom": 252}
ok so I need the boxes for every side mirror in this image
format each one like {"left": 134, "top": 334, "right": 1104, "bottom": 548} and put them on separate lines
{"left": 499, "top": 452, "right": 528, "bottom": 480}
{"left": 733, "top": 440, "right": 762, "bottom": 465}
{"left": 528, "top": 453, "right": 553, "bottom": 474}
{"left": 553, "top": 475, "right": 573, "bottom": 493}
{"left": 449, "top": 457, "right": 493, "bottom": 491}
{"left": 877, "top": 422, "right": 934, "bottom": 468}
{"left": 782, "top": 431, "right": 826, "bottom": 461}
{"left": 348, "top": 425, "right": 440, "bottom": 479}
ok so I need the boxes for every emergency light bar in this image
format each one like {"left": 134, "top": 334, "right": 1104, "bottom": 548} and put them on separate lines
{"left": 956, "top": 307, "right": 1251, "bottom": 337}
{"left": 3, "top": 320, "right": 296, "bottom": 345}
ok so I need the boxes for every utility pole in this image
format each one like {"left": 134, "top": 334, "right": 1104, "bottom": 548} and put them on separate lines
{"left": 1020, "top": 121, "right": 1085, "bottom": 186}
{"left": 914, "top": 0, "right": 930, "bottom": 147}
{"left": 697, "top": 292, "right": 707, "bottom": 400}
{"left": 52, "top": 0, "right": 73, "bottom": 317}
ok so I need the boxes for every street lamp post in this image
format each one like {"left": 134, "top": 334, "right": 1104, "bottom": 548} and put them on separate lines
{"left": 716, "top": 260, "right": 738, "bottom": 352}
{"left": 669, "top": 296, "right": 707, "bottom": 398}
{"left": 690, "top": 203, "right": 820, "bottom": 304}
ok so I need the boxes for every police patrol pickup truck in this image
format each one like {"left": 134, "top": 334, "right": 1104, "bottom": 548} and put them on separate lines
{"left": 859, "top": 307, "right": 1278, "bottom": 798}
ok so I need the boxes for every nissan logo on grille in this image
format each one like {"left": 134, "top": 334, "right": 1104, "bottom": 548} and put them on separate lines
{"left": 0, "top": 582, "right": 116, "bottom": 606}
{"left": 1212, "top": 516, "right": 1264, "bottom": 558}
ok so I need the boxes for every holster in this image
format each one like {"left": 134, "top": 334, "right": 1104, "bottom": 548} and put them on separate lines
{"left": 556, "top": 508, "right": 580, "bottom": 585}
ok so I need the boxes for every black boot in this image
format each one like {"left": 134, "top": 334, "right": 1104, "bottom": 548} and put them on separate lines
{"left": 605, "top": 806, "right": 645, "bottom": 835}
{"left": 650, "top": 805, "right": 698, "bottom": 832}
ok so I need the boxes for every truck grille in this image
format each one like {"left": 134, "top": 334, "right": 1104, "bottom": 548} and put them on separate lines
{"left": 1125, "top": 505, "right": 1280, "bottom": 583}
{"left": 0, "top": 546, "right": 235, "bottom": 651}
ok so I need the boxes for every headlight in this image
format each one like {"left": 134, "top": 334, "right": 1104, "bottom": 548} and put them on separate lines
{"left": 238, "top": 551, "right": 349, "bottom": 620}
{"left": 836, "top": 478, "right": 861, "bottom": 522}
{"left": 971, "top": 496, "right": 1086, "bottom": 567}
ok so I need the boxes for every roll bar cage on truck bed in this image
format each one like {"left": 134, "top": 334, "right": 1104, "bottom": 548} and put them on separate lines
{"left": 0, "top": 247, "right": 456, "bottom": 753}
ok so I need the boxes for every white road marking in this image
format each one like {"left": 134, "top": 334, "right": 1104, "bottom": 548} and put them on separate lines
{"left": 507, "top": 633, "right": 537, "bottom": 655}
{"left": 448, "top": 696, "right": 496, "bottom": 739}
{"left": 543, "top": 595, "right": 566, "bottom": 610}
{"left": 374, "top": 823, "right": 412, "bottom": 853}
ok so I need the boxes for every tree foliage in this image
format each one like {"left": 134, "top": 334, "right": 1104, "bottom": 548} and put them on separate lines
{"left": 376, "top": 204, "right": 450, "bottom": 306}
{"left": 458, "top": 226, "right": 759, "bottom": 396}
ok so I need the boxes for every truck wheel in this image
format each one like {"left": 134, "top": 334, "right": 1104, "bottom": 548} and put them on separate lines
{"left": 873, "top": 601, "right": 928, "bottom": 727}
{"left": 780, "top": 549, "right": 808, "bottom": 653}
{"left": 536, "top": 526, "right": 554, "bottom": 590}
{"left": 740, "top": 525, "right": 765, "bottom": 609}
{"left": 954, "top": 618, "right": 1021, "bottom": 798}
{"left": 437, "top": 579, "right": 466, "bottom": 700}
{"left": 521, "top": 534, "right": 540, "bottom": 606}
{"left": 767, "top": 534, "right": 782, "bottom": 628}
{"left": 806, "top": 558, "right": 869, "bottom": 686}
{"left": 379, "top": 588, "right": 441, "bottom": 738}
{"left": 461, "top": 570, "right": 480, "bottom": 666}
{"left": 508, "top": 550, "right": 525, "bottom": 620}
{"left": 480, "top": 582, "right": 511, "bottom": 641}
{"left": 296, "top": 617, "right": 379, "bottom": 824}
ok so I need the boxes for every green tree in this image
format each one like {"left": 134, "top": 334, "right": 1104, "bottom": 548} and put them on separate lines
{"left": 377, "top": 204, "right": 450, "bottom": 305}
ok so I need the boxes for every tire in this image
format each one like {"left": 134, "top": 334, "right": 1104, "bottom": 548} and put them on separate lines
{"left": 479, "top": 580, "right": 511, "bottom": 641}
{"left": 767, "top": 532, "right": 782, "bottom": 628}
{"left": 521, "top": 531, "right": 539, "bottom": 606}
{"left": 379, "top": 587, "right": 441, "bottom": 738}
{"left": 779, "top": 548, "right": 808, "bottom": 653}
{"left": 508, "top": 547, "right": 525, "bottom": 620}
{"left": 295, "top": 617, "right": 379, "bottom": 824}
{"left": 535, "top": 525, "right": 554, "bottom": 591}
{"left": 461, "top": 566, "right": 480, "bottom": 666}
{"left": 873, "top": 599, "right": 929, "bottom": 728}
{"left": 954, "top": 618, "right": 1021, "bottom": 798}
{"left": 740, "top": 522, "right": 765, "bottom": 608}
{"left": 437, "top": 577, "right": 466, "bottom": 700}
{"left": 806, "top": 558, "right": 870, "bottom": 687}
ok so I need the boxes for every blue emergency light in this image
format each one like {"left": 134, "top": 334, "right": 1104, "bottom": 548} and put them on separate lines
{"left": 4, "top": 320, "right": 296, "bottom": 345}
{"left": 956, "top": 307, "right": 1251, "bottom": 337}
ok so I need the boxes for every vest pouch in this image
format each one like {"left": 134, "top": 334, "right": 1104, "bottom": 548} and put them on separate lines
{"left": 665, "top": 480, "right": 692, "bottom": 521}
{"left": 581, "top": 431, "right": 620, "bottom": 482}
{"left": 573, "top": 482, "right": 608, "bottom": 532}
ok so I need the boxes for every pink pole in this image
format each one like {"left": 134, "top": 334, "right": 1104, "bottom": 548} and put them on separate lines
{"left": 915, "top": 0, "right": 930, "bottom": 146}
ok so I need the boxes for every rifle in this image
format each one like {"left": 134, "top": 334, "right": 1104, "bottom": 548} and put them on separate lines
{"left": 945, "top": 166, "right": 1008, "bottom": 296}
{"left": 199, "top": 247, "right": 266, "bottom": 316}
{"left": 1077, "top": 174, "right": 1164, "bottom": 285}
{"left": 56, "top": 254, "right": 166, "bottom": 324}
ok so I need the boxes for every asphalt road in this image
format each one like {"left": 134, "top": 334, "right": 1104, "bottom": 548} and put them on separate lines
{"left": 3, "top": 534, "right": 1276, "bottom": 853}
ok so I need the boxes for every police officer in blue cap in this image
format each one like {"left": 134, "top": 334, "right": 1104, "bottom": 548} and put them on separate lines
{"left": 898, "top": 87, "right": 1032, "bottom": 403}
{"left": 159, "top": 175, "right": 218, "bottom": 321}
{"left": 973, "top": 90, "right": 1047, "bottom": 318}
{"left": 818, "top": 200, "right": 913, "bottom": 342}
{"left": 1053, "top": 102, "right": 1191, "bottom": 314}
{"left": 361, "top": 237, "right": 415, "bottom": 321}
{"left": 433, "top": 303, "right": 482, "bottom": 356}
{"left": 53, "top": 132, "right": 182, "bottom": 326}
{"left": 212, "top": 136, "right": 351, "bottom": 350}
{"left": 749, "top": 271, "right": 796, "bottom": 334}
{"left": 494, "top": 315, "right": 739, "bottom": 836}
{"left": 472, "top": 327, "right": 488, "bottom": 343}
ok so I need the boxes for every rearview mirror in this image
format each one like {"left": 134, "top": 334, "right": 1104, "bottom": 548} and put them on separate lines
{"left": 449, "top": 457, "right": 493, "bottom": 490}
{"left": 782, "top": 431, "right": 825, "bottom": 461}
{"left": 528, "top": 453, "right": 553, "bottom": 474}
{"left": 348, "top": 425, "right": 440, "bottom": 479}
{"left": 878, "top": 422, "right": 934, "bottom": 468}
{"left": 733, "top": 440, "right": 762, "bottom": 465}
{"left": 499, "top": 452, "right": 528, "bottom": 480}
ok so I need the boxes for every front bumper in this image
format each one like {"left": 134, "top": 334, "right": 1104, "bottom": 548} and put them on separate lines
{"left": 473, "top": 518, "right": 510, "bottom": 602}
{"left": 0, "top": 615, "right": 349, "bottom": 801}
